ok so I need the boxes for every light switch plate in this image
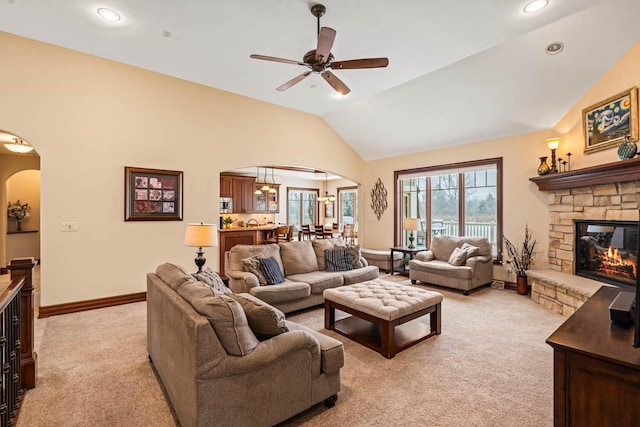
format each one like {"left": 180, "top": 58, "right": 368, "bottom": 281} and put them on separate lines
{"left": 61, "top": 221, "right": 78, "bottom": 232}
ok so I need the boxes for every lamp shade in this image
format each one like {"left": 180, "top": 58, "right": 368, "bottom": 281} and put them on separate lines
{"left": 403, "top": 218, "right": 420, "bottom": 231}
{"left": 546, "top": 138, "right": 560, "bottom": 150}
{"left": 184, "top": 223, "right": 218, "bottom": 247}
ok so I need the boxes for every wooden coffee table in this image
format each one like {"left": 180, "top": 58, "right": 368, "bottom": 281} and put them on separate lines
{"left": 323, "top": 279, "right": 442, "bottom": 358}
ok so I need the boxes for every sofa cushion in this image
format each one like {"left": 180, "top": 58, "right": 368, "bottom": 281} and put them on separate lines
{"left": 461, "top": 242, "right": 480, "bottom": 257}
{"left": 279, "top": 241, "right": 319, "bottom": 276}
{"left": 241, "top": 253, "right": 268, "bottom": 285}
{"left": 340, "top": 265, "right": 380, "bottom": 285}
{"left": 430, "top": 235, "right": 460, "bottom": 260}
{"left": 312, "top": 238, "right": 346, "bottom": 270}
{"left": 249, "top": 280, "right": 311, "bottom": 304}
{"left": 448, "top": 247, "right": 468, "bottom": 266}
{"left": 192, "top": 267, "right": 231, "bottom": 294}
{"left": 348, "top": 243, "right": 365, "bottom": 268}
{"left": 286, "top": 272, "right": 344, "bottom": 294}
{"left": 259, "top": 256, "right": 285, "bottom": 285}
{"left": 410, "top": 259, "right": 473, "bottom": 279}
{"left": 229, "top": 244, "right": 283, "bottom": 276}
{"left": 190, "top": 294, "right": 259, "bottom": 356}
{"left": 155, "top": 262, "right": 196, "bottom": 290}
{"left": 229, "top": 293, "right": 289, "bottom": 339}
{"left": 325, "top": 247, "right": 354, "bottom": 272}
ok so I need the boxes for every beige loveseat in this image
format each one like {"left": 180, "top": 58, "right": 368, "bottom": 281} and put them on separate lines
{"left": 226, "top": 239, "right": 379, "bottom": 313}
{"left": 147, "top": 263, "right": 344, "bottom": 427}
{"left": 409, "top": 235, "right": 493, "bottom": 295}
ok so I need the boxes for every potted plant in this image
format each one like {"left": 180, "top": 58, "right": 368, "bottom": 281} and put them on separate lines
{"left": 223, "top": 216, "right": 235, "bottom": 229}
{"left": 503, "top": 225, "right": 536, "bottom": 295}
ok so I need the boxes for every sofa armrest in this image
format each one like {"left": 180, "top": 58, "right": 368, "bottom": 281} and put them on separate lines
{"left": 359, "top": 256, "right": 369, "bottom": 267}
{"left": 199, "top": 330, "right": 321, "bottom": 379}
{"left": 227, "top": 270, "right": 260, "bottom": 293}
{"left": 465, "top": 255, "right": 492, "bottom": 267}
{"left": 415, "top": 250, "right": 435, "bottom": 262}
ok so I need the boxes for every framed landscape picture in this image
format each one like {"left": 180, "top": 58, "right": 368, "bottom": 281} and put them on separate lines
{"left": 125, "top": 166, "right": 183, "bottom": 221}
{"left": 583, "top": 87, "right": 638, "bottom": 154}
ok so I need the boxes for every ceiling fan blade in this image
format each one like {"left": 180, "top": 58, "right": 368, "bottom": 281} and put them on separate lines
{"left": 331, "top": 58, "right": 389, "bottom": 69}
{"left": 315, "top": 27, "right": 336, "bottom": 63}
{"left": 276, "top": 71, "right": 312, "bottom": 91}
{"left": 321, "top": 71, "right": 351, "bottom": 95}
{"left": 250, "top": 54, "right": 306, "bottom": 67}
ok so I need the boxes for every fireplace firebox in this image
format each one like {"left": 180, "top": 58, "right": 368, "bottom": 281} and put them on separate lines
{"left": 575, "top": 220, "right": 639, "bottom": 289}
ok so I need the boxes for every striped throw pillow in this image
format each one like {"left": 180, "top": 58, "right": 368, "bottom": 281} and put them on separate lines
{"left": 325, "top": 247, "right": 354, "bottom": 272}
{"left": 258, "top": 256, "right": 285, "bottom": 285}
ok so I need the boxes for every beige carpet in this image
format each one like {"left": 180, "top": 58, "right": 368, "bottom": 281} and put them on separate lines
{"left": 16, "top": 278, "right": 565, "bottom": 426}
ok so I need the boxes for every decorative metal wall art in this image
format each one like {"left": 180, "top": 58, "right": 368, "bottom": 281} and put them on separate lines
{"left": 370, "top": 178, "right": 388, "bottom": 220}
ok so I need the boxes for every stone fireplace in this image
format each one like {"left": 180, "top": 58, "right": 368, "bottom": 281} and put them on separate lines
{"left": 527, "top": 158, "right": 640, "bottom": 315}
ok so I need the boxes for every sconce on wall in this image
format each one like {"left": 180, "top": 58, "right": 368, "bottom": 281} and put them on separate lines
{"left": 4, "top": 137, "right": 34, "bottom": 154}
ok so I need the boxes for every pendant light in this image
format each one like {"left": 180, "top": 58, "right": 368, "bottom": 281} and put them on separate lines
{"left": 260, "top": 167, "right": 270, "bottom": 191}
{"left": 268, "top": 168, "right": 278, "bottom": 193}
{"left": 254, "top": 167, "right": 263, "bottom": 195}
{"left": 317, "top": 172, "right": 336, "bottom": 203}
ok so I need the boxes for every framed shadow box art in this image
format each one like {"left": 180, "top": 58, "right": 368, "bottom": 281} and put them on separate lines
{"left": 583, "top": 87, "right": 638, "bottom": 154}
{"left": 125, "top": 167, "right": 183, "bottom": 221}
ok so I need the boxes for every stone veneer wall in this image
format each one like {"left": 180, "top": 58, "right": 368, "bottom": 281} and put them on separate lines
{"left": 547, "top": 181, "right": 640, "bottom": 274}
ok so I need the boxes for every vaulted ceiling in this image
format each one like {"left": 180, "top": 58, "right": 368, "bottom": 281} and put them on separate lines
{"left": 1, "top": 0, "right": 639, "bottom": 160}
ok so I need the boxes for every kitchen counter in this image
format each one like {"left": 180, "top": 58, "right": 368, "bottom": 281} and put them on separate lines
{"left": 219, "top": 225, "right": 276, "bottom": 232}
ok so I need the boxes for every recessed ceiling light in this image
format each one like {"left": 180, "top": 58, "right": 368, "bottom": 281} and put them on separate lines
{"left": 97, "top": 8, "right": 121, "bottom": 22}
{"left": 546, "top": 42, "right": 564, "bottom": 55}
{"left": 523, "top": 0, "right": 548, "bottom": 13}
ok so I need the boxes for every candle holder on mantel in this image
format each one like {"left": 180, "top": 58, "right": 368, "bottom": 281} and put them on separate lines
{"left": 537, "top": 156, "right": 551, "bottom": 175}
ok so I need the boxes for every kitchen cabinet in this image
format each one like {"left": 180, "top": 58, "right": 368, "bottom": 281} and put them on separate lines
{"left": 221, "top": 174, "right": 279, "bottom": 213}
{"left": 220, "top": 176, "right": 233, "bottom": 197}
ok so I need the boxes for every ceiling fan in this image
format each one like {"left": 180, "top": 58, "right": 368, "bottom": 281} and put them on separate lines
{"left": 250, "top": 3, "right": 389, "bottom": 95}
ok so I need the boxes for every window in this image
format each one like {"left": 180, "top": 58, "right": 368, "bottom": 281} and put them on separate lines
{"left": 395, "top": 158, "right": 502, "bottom": 259}
{"left": 287, "top": 188, "right": 319, "bottom": 233}
{"left": 338, "top": 186, "right": 358, "bottom": 228}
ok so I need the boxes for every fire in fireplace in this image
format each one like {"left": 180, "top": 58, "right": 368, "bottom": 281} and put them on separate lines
{"left": 574, "top": 221, "right": 638, "bottom": 288}
{"left": 575, "top": 220, "right": 639, "bottom": 289}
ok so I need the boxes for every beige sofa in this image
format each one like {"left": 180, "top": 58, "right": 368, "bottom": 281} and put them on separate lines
{"left": 226, "top": 239, "right": 379, "bottom": 313}
{"left": 409, "top": 235, "right": 493, "bottom": 295}
{"left": 147, "top": 262, "right": 345, "bottom": 427}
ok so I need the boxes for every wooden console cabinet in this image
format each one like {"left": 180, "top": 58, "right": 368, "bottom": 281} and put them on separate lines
{"left": 546, "top": 286, "right": 640, "bottom": 426}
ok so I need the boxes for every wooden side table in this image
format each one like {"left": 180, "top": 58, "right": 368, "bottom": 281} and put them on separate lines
{"left": 390, "top": 246, "right": 426, "bottom": 276}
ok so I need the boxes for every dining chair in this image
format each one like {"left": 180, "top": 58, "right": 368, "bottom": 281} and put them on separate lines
{"left": 300, "top": 224, "right": 312, "bottom": 240}
{"left": 343, "top": 223, "right": 356, "bottom": 244}
{"left": 264, "top": 225, "right": 293, "bottom": 244}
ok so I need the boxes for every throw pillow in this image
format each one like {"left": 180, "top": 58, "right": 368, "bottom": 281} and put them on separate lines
{"left": 461, "top": 242, "right": 480, "bottom": 258}
{"left": 197, "top": 295, "right": 259, "bottom": 356}
{"left": 347, "top": 243, "right": 364, "bottom": 268}
{"left": 448, "top": 247, "right": 468, "bottom": 266}
{"left": 259, "top": 256, "right": 285, "bottom": 285}
{"left": 241, "top": 253, "right": 268, "bottom": 285}
{"left": 325, "top": 247, "right": 354, "bottom": 272}
{"left": 192, "top": 267, "right": 231, "bottom": 294}
{"left": 229, "top": 293, "right": 289, "bottom": 340}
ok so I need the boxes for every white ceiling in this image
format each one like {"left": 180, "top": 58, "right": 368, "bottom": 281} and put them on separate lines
{"left": 1, "top": 0, "right": 639, "bottom": 160}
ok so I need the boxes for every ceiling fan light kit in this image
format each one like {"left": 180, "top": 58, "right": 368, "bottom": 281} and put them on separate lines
{"left": 250, "top": 3, "right": 389, "bottom": 95}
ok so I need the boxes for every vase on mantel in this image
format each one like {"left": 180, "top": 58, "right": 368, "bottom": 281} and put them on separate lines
{"left": 15, "top": 218, "right": 22, "bottom": 232}
{"left": 537, "top": 156, "right": 551, "bottom": 175}
{"left": 516, "top": 275, "right": 528, "bottom": 295}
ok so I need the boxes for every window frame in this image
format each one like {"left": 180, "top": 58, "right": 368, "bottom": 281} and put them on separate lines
{"left": 286, "top": 187, "right": 320, "bottom": 232}
{"left": 393, "top": 157, "right": 503, "bottom": 263}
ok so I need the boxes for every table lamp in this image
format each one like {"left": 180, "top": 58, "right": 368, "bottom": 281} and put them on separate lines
{"left": 403, "top": 218, "right": 420, "bottom": 249}
{"left": 184, "top": 223, "right": 218, "bottom": 273}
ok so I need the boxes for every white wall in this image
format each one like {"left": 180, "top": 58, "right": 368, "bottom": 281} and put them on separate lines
{"left": 0, "top": 32, "right": 366, "bottom": 306}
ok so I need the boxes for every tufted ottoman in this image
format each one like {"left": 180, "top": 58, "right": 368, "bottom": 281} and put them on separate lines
{"left": 323, "top": 279, "right": 443, "bottom": 358}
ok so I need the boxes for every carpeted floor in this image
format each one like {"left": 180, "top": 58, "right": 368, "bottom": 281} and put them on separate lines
{"left": 16, "top": 277, "right": 565, "bottom": 426}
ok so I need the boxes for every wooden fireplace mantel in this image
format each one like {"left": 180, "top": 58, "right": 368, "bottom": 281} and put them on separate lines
{"left": 530, "top": 157, "right": 640, "bottom": 191}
